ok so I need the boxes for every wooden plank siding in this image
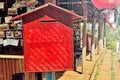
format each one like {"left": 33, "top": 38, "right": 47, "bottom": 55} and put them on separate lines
{"left": 0, "top": 58, "right": 24, "bottom": 80}
{"left": 0, "top": 59, "right": 3, "bottom": 80}
{"left": 2, "top": 59, "right": 7, "bottom": 80}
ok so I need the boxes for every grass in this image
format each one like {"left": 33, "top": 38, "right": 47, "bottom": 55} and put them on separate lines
{"left": 107, "top": 40, "right": 117, "bottom": 50}
{"left": 93, "top": 50, "right": 116, "bottom": 80}
{"left": 93, "top": 69, "right": 99, "bottom": 80}
{"left": 111, "top": 53, "right": 115, "bottom": 80}
{"left": 100, "top": 56, "right": 104, "bottom": 65}
{"left": 93, "top": 53, "right": 105, "bottom": 80}
{"left": 118, "top": 60, "right": 120, "bottom": 62}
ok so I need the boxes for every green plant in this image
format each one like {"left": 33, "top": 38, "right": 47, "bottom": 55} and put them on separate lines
{"left": 93, "top": 68, "right": 99, "bottom": 80}
{"left": 93, "top": 53, "right": 105, "bottom": 80}
{"left": 118, "top": 60, "right": 120, "bottom": 62}
{"left": 111, "top": 53, "right": 115, "bottom": 80}
{"left": 107, "top": 40, "right": 117, "bottom": 50}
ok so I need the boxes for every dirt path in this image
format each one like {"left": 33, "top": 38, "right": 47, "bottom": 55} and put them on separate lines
{"left": 56, "top": 49, "right": 120, "bottom": 80}
{"left": 91, "top": 50, "right": 120, "bottom": 80}
{"left": 111, "top": 51, "right": 120, "bottom": 80}
{"left": 97, "top": 50, "right": 111, "bottom": 80}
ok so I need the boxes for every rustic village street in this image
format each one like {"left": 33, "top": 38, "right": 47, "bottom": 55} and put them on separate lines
{"left": 92, "top": 50, "right": 120, "bottom": 80}
{"left": 109, "top": 50, "right": 120, "bottom": 80}
{"left": 56, "top": 49, "right": 120, "bottom": 80}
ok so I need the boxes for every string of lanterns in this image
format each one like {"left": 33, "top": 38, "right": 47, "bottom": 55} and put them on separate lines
{"left": 91, "top": 0, "right": 120, "bottom": 30}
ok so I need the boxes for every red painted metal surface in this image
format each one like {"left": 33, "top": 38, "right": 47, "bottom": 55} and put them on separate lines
{"left": 23, "top": 15, "right": 74, "bottom": 72}
{"left": 91, "top": 0, "right": 120, "bottom": 9}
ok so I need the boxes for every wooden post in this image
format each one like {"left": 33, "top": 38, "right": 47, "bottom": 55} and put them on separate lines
{"left": 103, "top": 18, "right": 106, "bottom": 48}
{"left": 91, "top": 12, "right": 97, "bottom": 60}
{"left": 98, "top": 13, "right": 103, "bottom": 55}
{"left": 79, "top": 21, "right": 81, "bottom": 48}
{"left": 82, "top": 0, "right": 87, "bottom": 73}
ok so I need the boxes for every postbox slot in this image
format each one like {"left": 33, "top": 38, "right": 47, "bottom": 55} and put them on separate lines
{"left": 40, "top": 19, "right": 57, "bottom": 22}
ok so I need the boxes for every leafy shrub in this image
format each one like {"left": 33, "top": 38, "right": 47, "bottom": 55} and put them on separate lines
{"left": 107, "top": 40, "right": 116, "bottom": 50}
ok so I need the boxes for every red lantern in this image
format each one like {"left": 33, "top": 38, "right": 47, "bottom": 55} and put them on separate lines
{"left": 91, "top": 0, "right": 120, "bottom": 9}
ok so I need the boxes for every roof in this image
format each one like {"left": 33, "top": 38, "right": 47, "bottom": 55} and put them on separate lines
{"left": 11, "top": 3, "right": 84, "bottom": 21}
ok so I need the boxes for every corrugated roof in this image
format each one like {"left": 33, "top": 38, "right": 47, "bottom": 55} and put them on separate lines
{"left": 11, "top": 3, "right": 84, "bottom": 21}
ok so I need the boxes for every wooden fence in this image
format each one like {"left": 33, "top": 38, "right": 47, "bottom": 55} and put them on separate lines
{"left": 0, "top": 55, "right": 24, "bottom": 80}
{"left": 0, "top": 55, "right": 42, "bottom": 80}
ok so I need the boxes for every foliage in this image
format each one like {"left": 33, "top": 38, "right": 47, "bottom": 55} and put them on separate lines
{"left": 111, "top": 53, "right": 115, "bottom": 80}
{"left": 107, "top": 40, "right": 116, "bottom": 50}
{"left": 106, "top": 24, "right": 119, "bottom": 50}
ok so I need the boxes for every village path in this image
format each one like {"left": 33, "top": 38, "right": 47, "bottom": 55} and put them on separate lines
{"left": 91, "top": 50, "right": 120, "bottom": 80}
{"left": 57, "top": 50, "right": 103, "bottom": 80}
{"left": 92, "top": 50, "right": 111, "bottom": 80}
{"left": 57, "top": 49, "right": 120, "bottom": 80}
{"left": 111, "top": 51, "right": 120, "bottom": 80}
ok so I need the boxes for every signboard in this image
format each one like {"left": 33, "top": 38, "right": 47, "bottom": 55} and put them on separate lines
{"left": 0, "top": 2, "right": 4, "bottom": 9}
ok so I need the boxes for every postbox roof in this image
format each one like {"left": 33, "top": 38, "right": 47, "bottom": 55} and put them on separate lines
{"left": 11, "top": 3, "right": 84, "bottom": 21}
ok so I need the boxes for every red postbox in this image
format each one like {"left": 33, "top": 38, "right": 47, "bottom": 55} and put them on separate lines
{"left": 11, "top": 3, "right": 83, "bottom": 72}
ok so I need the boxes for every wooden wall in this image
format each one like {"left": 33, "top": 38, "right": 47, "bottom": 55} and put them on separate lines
{"left": 0, "top": 56, "right": 24, "bottom": 80}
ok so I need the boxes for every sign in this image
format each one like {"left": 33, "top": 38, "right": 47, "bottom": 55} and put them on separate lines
{"left": 0, "top": 2, "right": 4, "bottom": 9}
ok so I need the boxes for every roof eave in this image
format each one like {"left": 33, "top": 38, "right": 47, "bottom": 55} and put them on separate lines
{"left": 10, "top": 3, "right": 84, "bottom": 21}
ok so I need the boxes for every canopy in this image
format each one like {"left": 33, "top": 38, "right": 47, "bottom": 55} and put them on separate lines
{"left": 91, "top": 0, "right": 120, "bottom": 9}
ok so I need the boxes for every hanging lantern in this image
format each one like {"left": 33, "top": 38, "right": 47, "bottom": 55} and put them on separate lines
{"left": 91, "top": 0, "right": 120, "bottom": 9}
{"left": 91, "top": 0, "right": 119, "bottom": 30}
